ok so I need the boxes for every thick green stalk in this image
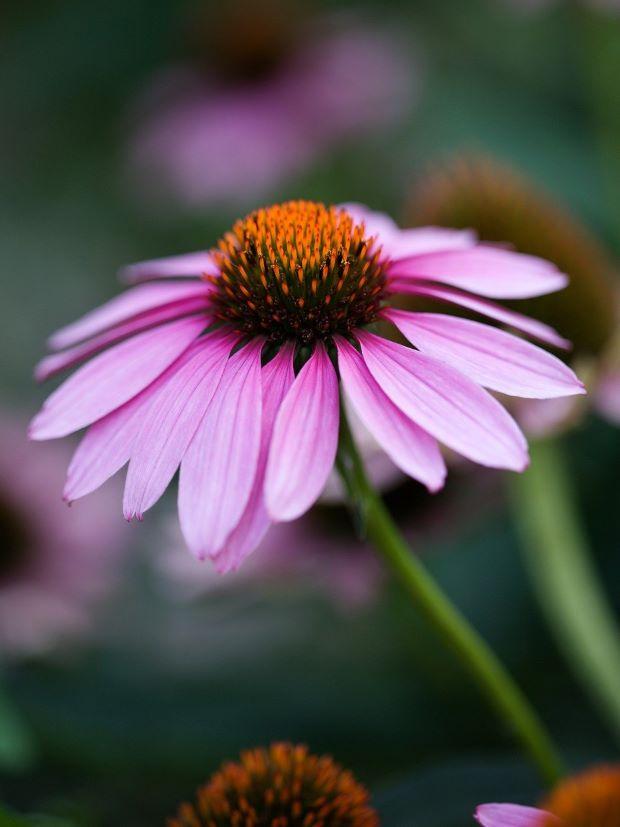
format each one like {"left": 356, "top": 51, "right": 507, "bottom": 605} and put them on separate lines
{"left": 512, "top": 437, "right": 620, "bottom": 743}
{"left": 336, "top": 407, "right": 564, "bottom": 786}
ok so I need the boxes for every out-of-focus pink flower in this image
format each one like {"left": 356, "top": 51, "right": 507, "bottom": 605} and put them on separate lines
{"left": 0, "top": 412, "right": 123, "bottom": 656}
{"left": 160, "top": 510, "right": 382, "bottom": 611}
{"left": 128, "top": 7, "right": 417, "bottom": 210}
{"left": 31, "top": 200, "right": 584, "bottom": 571}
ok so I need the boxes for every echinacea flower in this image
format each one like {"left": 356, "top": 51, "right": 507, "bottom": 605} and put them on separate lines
{"left": 476, "top": 763, "right": 620, "bottom": 827}
{"left": 167, "top": 742, "right": 378, "bottom": 827}
{"left": 31, "top": 200, "right": 585, "bottom": 569}
{"left": 409, "top": 154, "right": 619, "bottom": 435}
{"left": 0, "top": 411, "right": 122, "bottom": 656}
{"left": 128, "top": 0, "right": 415, "bottom": 210}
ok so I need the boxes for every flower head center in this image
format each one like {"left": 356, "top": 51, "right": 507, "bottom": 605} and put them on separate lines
{"left": 541, "top": 765, "right": 620, "bottom": 827}
{"left": 168, "top": 742, "right": 378, "bottom": 827}
{"left": 208, "top": 200, "right": 388, "bottom": 344}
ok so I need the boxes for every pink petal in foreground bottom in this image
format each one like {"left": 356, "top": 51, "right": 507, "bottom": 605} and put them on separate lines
{"left": 475, "top": 804, "right": 557, "bottom": 827}
{"left": 265, "top": 341, "right": 340, "bottom": 522}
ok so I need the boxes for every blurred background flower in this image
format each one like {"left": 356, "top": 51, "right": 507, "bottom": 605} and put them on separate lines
{"left": 407, "top": 153, "right": 620, "bottom": 436}
{"left": 127, "top": 0, "right": 417, "bottom": 212}
{"left": 0, "top": 412, "right": 124, "bottom": 657}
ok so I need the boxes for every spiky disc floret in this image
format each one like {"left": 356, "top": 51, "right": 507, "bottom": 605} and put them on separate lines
{"left": 168, "top": 743, "right": 379, "bottom": 827}
{"left": 208, "top": 201, "right": 388, "bottom": 344}
{"left": 541, "top": 765, "right": 620, "bottom": 827}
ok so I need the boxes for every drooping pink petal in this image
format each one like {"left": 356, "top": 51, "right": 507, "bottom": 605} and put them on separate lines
{"left": 475, "top": 804, "right": 557, "bottom": 827}
{"left": 389, "top": 246, "right": 567, "bottom": 298}
{"left": 359, "top": 332, "right": 528, "bottom": 471}
{"left": 36, "top": 297, "right": 210, "bottom": 381}
{"left": 48, "top": 281, "right": 211, "bottom": 350}
{"left": 385, "top": 309, "right": 585, "bottom": 399}
{"left": 213, "top": 343, "right": 296, "bottom": 573}
{"left": 178, "top": 339, "right": 263, "bottom": 559}
{"left": 123, "top": 330, "right": 237, "bottom": 519}
{"left": 336, "top": 336, "right": 446, "bottom": 492}
{"left": 30, "top": 316, "right": 206, "bottom": 440}
{"left": 265, "top": 341, "right": 340, "bottom": 522}
{"left": 340, "top": 203, "right": 477, "bottom": 257}
{"left": 393, "top": 282, "right": 570, "bottom": 350}
{"left": 120, "top": 250, "right": 219, "bottom": 284}
{"left": 63, "top": 392, "right": 151, "bottom": 502}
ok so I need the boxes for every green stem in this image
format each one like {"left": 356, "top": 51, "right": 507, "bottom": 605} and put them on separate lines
{"left": 336, "top": 406, "right": 564, "bottom": 786}
{"left": 512, "top": 437, "right": 620, "bottom": 743}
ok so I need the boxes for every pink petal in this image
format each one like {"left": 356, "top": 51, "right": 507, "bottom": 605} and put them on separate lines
{"left": 390, "top": 246, "right": 568, "bottom": 298}
{"left": 48, "top": 281, "right": 210, "bottom": 350}
{"left": 213, "top": 343, "right": 296, "bottom": 573}
{"left": 475, "top": 804, "right": 557, "bottom": 827}
{"left": 340, "top": 202, "right": 476, "bottom": 258}
{"left": 123, "top": 331, "right": 236, "bottom": 519}
{"left": 63, "top": 392, "right": 152, "bottom": 502}
{"left": 394, "top": 282, "right": 570, "bottom": 350}
{"left": 36, "top": 297, "right": 210, "bottom": 381}
{"left": 29, "top": 316, "right": 206, "bottom": 440}
{"left": 359, "top": 332, "right": 528, "bottom": 471}
{"left": 178, "top": 339, "right": 263, "bottom": 558}
{"left": 386, "top": 309, "right": 585, "bottom": 399}
{"left": 265, "top": 341, "right": 340, "bottom": 522}
{"left": 120, "top": 251, "right": 219, "bottom": 284}
{"left": 336, "top": 337, "right": 446, "bottom": 492}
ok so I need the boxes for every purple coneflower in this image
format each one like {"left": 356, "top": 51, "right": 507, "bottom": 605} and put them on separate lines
{"left": 31, "top": 200, "right": 584, "bottom": 570}
{"left": 128, "top": 1, "right": 415, "bottom": 210}
{"left": 0, "top": 412, "right": 122, "bottom": 656}
{"left": 168, "top": 742, "right": 378, "bottom": 827}
{"left": 477, "top": 764, "right": 620, "bottom": 827}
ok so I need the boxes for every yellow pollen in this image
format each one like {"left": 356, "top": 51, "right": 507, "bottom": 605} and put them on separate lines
{"left": 208, "top": 200, "right": 388, "bottom": 344}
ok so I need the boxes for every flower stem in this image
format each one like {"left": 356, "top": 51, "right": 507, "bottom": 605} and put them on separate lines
{"left": 335, "top": 406, "right": 564, "bottom": 786}
{"left": 511, "top": 437, "right": 620, "bottom": 744}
